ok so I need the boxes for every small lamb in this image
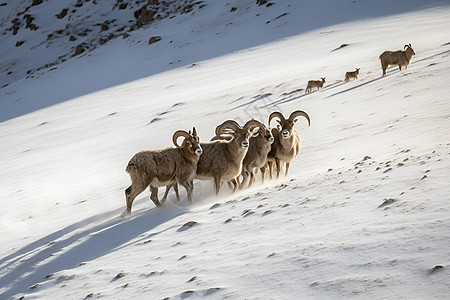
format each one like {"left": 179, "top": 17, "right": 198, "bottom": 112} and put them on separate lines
{"left": 345, "top": 68, "right": 360, "bottom": 82}
{"left": 305, "top": 77, "right": 326, "bottom": 93}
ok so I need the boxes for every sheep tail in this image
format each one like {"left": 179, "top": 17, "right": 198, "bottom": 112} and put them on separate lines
{"left": 126, "top": 161, "right": 138, "bottom": 173}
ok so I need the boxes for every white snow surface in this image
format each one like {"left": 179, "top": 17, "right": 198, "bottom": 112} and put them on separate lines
{"left": 1, "top": 0, "right": 450, "bottom": 299}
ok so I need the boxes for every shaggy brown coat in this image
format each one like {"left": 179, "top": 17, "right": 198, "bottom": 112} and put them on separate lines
{"left": 379, "top": 44, "right": 415, "bottom": 76}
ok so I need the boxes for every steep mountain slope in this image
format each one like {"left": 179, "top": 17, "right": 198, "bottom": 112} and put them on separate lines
{"left": 1, "top": 0, "right": 450, "bottom": 299}
{"left": 0, "top": 0, "right": 445, "bottom": 121}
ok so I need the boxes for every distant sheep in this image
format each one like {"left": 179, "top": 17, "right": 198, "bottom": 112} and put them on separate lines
{"left": 122, "top": 128, "right": 202, "bottom": 216}
{"left": 379, "top": 44, "right": 415, "bottom": 76}
{"left": 305, "top": 78, "right": 326, "bottom": 93}
{"left": 345, "top": 68, "right": 360, "bottom": 82}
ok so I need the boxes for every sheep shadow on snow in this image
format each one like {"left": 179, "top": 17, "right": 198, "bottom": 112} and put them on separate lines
{"left": 0, "top": 201, "right": 185, "bottom": 299}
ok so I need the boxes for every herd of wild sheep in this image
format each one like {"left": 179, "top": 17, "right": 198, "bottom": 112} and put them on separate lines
{"left": 305, "top": 43, "right": 416, "bottom": 92}
{"left": 121, "top": 44, "right": 416, "bottom": 216}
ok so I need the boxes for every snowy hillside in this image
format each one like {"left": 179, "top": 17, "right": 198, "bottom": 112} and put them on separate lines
{"left": 1, "top": 0, "right": 450, "bottom": 299}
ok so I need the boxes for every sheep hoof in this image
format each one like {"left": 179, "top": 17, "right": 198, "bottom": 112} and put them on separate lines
{"left": 120, "top": 210, "right": 131, "bottom": 218}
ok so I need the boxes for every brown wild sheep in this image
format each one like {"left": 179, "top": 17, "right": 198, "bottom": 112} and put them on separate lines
{"left": 345, "top": 68, "right": 360, "bottom": 82}
{"left": 240, "top": 121, "right": 274, "bottom": 188}
{"left": 267, "top": 110, "right": 310, "bottom": 179}
{"left": 210, "top": 120, "right": 273, "bottom": 188}
{"left": 122, "top": 128, "right": 202, "bottom": 216}
{"left": 305, "top": 78, "right": 326, "bottom": 93}
{"left": 196, "top": 119, "right": 261, "bottom": 195}
{"left": 163, "top": 119, "right": 262, "bottom": 198}
{"left": 379, "top": 44, "right": 415, "bottom": 76}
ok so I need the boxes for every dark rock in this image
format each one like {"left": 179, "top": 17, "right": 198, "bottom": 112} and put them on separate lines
{"left": 24, "top": 14, "right": 34, "bottom": 28}
{"left": 182, "top": 291, "right": 194, "bottom": 294}
{"left": 430, "top": 265, "right": 444, "bottom": 273}
{"left": 32, "top": 0, "right": 43, "bottom": 6}
{"left": 181, "top": 221, "right": 197, "bottom": 228}
{"left": 149, "top": 36, "right": 162, "bottom": 44}
{"left": 135, "top": 6, "right": 156, "bottom": 27}
{"left": 181, "top": 4, "right": 194, "bottom": 13}
{"left": 379, "top": 198, "right": 397, "bottom": 208}
{"left": 69, "top": 35, "right": 77, "bottom": 41}
{"left": 16, "top": 41, "right": 25, "bottom": 47}
{"left": 56, "top": 8, "right": 68, "bottom": 19}
{"left": 119, "top": 3, "right": 128, "bottom": 9}
{"left": 75, "top": 45, "right": 85, "bottom": 55}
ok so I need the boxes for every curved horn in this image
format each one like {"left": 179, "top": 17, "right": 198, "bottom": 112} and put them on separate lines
{"left": 216, "top": 120, "right": 240, "bottom": 135}
{"left": 192, "top": 127, "right": 197, "bottom": 137}
{"left": 288, "top": 110, "right": 311, "bottom": 126}
{"left": 243, "top": 119, "right": 264, "bottom": 131}
{"left": 214, "top": 124, "right": 222, "bottom": 136}
{"left": 268, "top": 111, "right": 285, "bottom": 126}
{"left": 172, "top": 130, "right": 190, "bottom": 147}
{"left": 404, "top": 44, "right": 409, "bottom": 50}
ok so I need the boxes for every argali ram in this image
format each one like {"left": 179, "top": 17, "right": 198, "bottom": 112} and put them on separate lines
{"left": 122, "top": 128, "right": 202, "bottom": 216}
{"left": 379, "top": 44, "right": 415, "bottom": 76}
{"left": 267, "top": 110, "right": 311, "bottom": 179}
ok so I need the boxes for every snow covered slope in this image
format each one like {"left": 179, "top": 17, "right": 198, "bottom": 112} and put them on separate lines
{"left": 1, "top": 0, "right": 450, "bottom": 299}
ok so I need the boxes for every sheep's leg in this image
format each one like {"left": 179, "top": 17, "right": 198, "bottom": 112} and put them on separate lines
{"left": 227, "top": 181, "right": 234, "bottom": 190}
{"left": 248, "top": 171, "right": 255, "bottom": 187}
{"left": 161, "top": 182, "right": 175, "bottom": 204}
{"left": 275, "top": 158, "right": 281, "bottom": 179}
{"left": 260, "top": 166, "right": 266, "bottom": 183}
{"left": 381, "top": 63, "right": 387, "bottom": 76}
{"left": 240, "top": 171, "right": 249, "bottom": 189}
{"left": 229, "top": 178, "right": 238, "bottom": 193}
{"left": 398, "top": 65, "right": 402, "bottom": 71}
{"left": 149, "top": 186, "right": 161, "bottom": 207}
{"left": 285, "top": 162, "right": 290, "bottom": 176}
{"left": 161, "top": 183, "right": 171, "bottom": 204}
{"left": 268, "top": 161, "right": 274, "bottom": 180}
{"left": 213, "top": 176, "right": 222, "bottom": 195}
{"left": 173, "top": 182, "right": 180, "bottom": 202}
{"left": 123, "top": 183, "right": 147, "bottom": 216}
{"left": 180, "top": 181, "right": 193, "bottom": 203}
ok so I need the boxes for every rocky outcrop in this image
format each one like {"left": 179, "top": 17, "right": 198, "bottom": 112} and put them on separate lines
{"left": 2, "top": 0, "right": 206, "bottom": 81}
{"left": 149, "top": 36, "right": 162, "bottom": 45}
